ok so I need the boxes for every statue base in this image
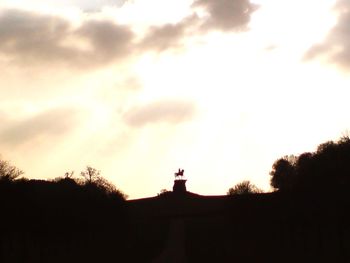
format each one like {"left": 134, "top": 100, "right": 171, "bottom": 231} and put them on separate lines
{"left": 173, "top": 179, "right": 187, "bottom": 194}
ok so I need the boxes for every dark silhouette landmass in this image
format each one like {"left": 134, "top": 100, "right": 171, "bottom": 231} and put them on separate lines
{"left": 130, "top": 183, "right": 350, "bottom": 262}
{"left": 0, "top": 176, "right": 129, "bottom": 262}
{"left": 1, "top": 136, "right": 350, "bottom": 262}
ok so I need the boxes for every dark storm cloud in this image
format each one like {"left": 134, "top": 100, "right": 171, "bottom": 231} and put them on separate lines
{"left": 0, "top": 108, "right": 81, "bottom": 147}
{"left": 138, "top": 0, "right": 257, "bottom": 52}
{"left": 123, "top": 100, "right": 196, "bottom": 127}
{"left": 304, "top": 1, "right": 350, "bottom": 70}
{"left": 0, "top": 9, "right": 134, "bottom": 68}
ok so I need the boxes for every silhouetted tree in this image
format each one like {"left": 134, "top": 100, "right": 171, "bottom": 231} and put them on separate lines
{"left": 270, "top": 155, "right": 297, "bottom": 191}
{"left": 157, "top": 189, "right": 170, "bottom": 196}
{"left": 64, "top": 171, "right": 74, "bottom": 179}
{"left": 270, "top": 135, "right": 350, "bottom": 191}
{"left": 80, "top": 166, "right": 100, "bottom": 183}
{"left": 227, "top": 180, "right": 262, "bottom": 195}
{"left": 299, "top": 136, "right": 350, "bottom": 189}
{"left": 0, "top": 158, "right": 23, "bottom": 182}
{"left": 80, "top": 166, "right": 127, "bottom": 199}
{"left": 96, "top": 176, "right": 128, "bottom": 198}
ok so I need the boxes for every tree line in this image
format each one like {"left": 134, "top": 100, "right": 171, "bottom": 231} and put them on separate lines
{"left": 0, "top": 162, "right": 129, "bottom": 262}
{"left": 0, "top": 135, "right": 350, "bottom": 262}
{"left": 228, "top": 135, "right": 350, "bottom": 195}
{"left": 3, "top": 136, "right": 349, "bottom": 197}
{"left": 270, "top": 135, "right": 350, "bottom": 192}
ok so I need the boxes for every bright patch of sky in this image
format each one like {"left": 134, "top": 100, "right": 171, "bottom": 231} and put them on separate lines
{"left": 0, "top": 0, "right": 349, "bottom": 198}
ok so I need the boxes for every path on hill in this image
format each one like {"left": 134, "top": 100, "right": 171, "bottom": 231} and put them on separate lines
{"left": 152, "top": 218, "right": 187, "bottom": 263}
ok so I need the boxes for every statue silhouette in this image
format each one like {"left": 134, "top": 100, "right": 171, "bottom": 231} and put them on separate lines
{"left": 174, "top": 169, "right": 184, "bottom": 179}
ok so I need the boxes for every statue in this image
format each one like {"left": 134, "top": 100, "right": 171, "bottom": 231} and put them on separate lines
{"left": 174, "top": 168, "right": 184, "bottom": 180}
{"left": 173, "top": 168, "right": 187, "bottom": 193}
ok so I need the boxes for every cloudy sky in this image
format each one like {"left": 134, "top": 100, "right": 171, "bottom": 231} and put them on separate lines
{"left": 1, "top": 0, "right": 350, "bottom": 198}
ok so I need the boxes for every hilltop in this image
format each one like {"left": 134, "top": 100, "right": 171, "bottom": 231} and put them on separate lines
{"left": 127, "top": 179, "right": 350, "bottom": 262}
{"left": 1, "top": 135, "right": 350, "bottom": 262}
{"left": 0, "top": 174, "right": 349, "bottom": 262}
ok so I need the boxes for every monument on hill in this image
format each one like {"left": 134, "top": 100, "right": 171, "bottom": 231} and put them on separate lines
{"left": 173, "top": 169, "right": 187, "bottom": 194}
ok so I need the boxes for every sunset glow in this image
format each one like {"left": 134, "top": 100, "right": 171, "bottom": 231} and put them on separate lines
{"left": 1, "top": 0, "right": 350, "bottom": 198}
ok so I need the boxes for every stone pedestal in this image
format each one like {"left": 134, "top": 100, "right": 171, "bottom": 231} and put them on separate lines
{"left": 173, "top": 179, "right": 187, "bottom": 194}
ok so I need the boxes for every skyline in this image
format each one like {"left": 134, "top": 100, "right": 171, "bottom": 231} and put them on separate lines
{"left": 1, "top": 0, "right": 350, "bottom": 198}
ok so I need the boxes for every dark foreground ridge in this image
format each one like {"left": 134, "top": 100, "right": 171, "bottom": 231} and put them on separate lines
{"left": 1, "top": 168, "right": 350, "bottom": 262}
{"left": 129, "top": 179, "right": 350, "bottom": 263}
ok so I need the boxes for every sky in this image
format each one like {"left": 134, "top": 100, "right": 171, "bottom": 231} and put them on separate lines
{"left": 1, "top": 0, "right": 350, "bottom": 199}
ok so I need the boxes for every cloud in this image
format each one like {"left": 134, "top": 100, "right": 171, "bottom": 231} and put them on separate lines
{"left": 0, "top": 9, "right": 134, "bottom": 69}
{"left": 138, "top": 0, "right": 257, "bottom": 52}
{"left": 3, "top": 0, "right": 126, "bottom": 11}
{"left": 138, "top": 16, "right": 197, "bottom": 52}
{"left": 53, "top": 0, "right": 127, "bottom": 11}
{"left": 193, "top": 0, "right": 258, "bottom": 32}
{"left": 0, "top": 108, "right": 81, "bottom": 147}
{"left": 0, "top": 8, "right": 175, "bottom": 68}
{"left": 77, "top": 19, "right": 134, "bottom": 64}
{"left": 0, "top": 0, "right": 258, "bottom": 67}
{"left": 123, "top": 99, "right": 196, "bottom": 127}
{"left": 304, "top": 1, "right": 350, "bottom": 70}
